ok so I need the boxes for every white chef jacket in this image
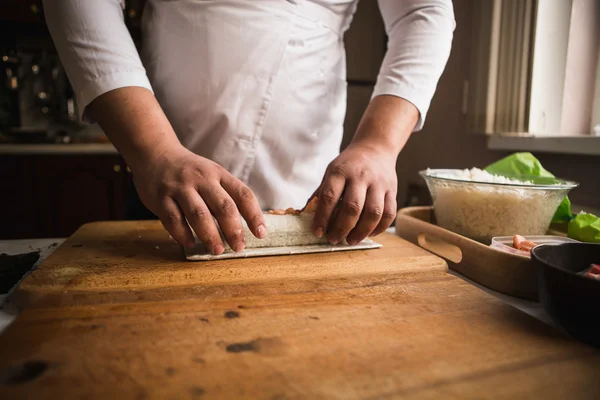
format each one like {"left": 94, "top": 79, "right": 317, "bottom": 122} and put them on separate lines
{"left": 43, "top": 0, "right": 455, "bottom": 210}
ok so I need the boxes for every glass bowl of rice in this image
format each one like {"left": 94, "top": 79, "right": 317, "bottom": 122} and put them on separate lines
{"left": 420, "top": 168, "right": 579, "bottom": 244}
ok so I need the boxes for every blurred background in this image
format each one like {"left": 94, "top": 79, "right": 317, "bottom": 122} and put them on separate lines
{"left": 1, "top": 0, "right": 599, "bottom": 239}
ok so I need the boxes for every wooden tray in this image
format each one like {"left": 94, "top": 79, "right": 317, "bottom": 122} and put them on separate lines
{"left": 395, "top": 206, "right": 537, "bottom": 300}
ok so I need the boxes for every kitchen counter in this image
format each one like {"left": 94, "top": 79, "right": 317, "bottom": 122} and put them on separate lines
{"left": 0, "top": 143, "right": 118, "bottom": 155}
{"left": 0, "top": 229, "right": 557, "bottom": 335}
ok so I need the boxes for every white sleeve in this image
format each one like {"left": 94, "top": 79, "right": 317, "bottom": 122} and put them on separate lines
{"left": 374, "top": 0, "right": 456, "bottom": 131}
{"left": 42, "top": 0, "right": 153, "bottom": 122}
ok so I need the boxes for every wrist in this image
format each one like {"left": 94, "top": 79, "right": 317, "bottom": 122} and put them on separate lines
{"left": 349, "top": 135, "right": 401, "bottom": 159}
{"left": 350, "top": 94, "right": 418, "bottom": 156}
{"left": 124, "top": 134, "right": 184, "bottom": 172}
{"left": 88, "top": 87, "right": 185, "bottom": 171}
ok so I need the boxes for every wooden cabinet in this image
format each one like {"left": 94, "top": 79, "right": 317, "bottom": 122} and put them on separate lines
{"left": 0, "top": 155, "right": 37, "bottom": 239}
{"left": 0, "top": 154, "right": 131, "bottom": 239}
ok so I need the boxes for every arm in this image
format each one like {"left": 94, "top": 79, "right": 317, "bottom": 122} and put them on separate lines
{"left": 311, "top": 0, "right": 455, "bottom": 244}
{"left": 42, "top": 0, "right": 153, "bottom": 122}
{"left": 373, "top": 0, "right": 456, "bottom": 132}
{"left": 43, "top": 0, "right": 181, "bottom": 165}
{"left": 43, "top": 0, "right": 265, "bottom": 253}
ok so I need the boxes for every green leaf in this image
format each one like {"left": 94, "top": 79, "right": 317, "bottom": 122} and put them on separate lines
{"left": 552, "top": 197, "right": 573, "bottom": 223}
{"left": 568, "top": 212, "right": 600, "bottom": 243}
{"left": 484, "top": 152, "right": 554, "bottom": 178}
{"left": 484, "top": 152, "right": 572, "bottom": 222}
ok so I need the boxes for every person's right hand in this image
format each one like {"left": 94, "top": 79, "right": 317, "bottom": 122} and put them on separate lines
{"left": 85, "top": 87, "right": 265, "bottom": 254}
{"left": 130, "top": 144, "right": 266, "bottom": 255}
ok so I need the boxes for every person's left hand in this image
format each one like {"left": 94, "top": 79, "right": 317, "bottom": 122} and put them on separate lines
{"left": 310, "top": 142, "right": 398, "bottom": 245}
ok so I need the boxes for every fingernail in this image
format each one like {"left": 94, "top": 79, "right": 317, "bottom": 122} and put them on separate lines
{"left": 314, "top": 227, "right": 324, "bottom": 238}
{"left": 233, "top": 242, "right": 245, "bottom": 252}
{"left": 213, "top": 245, "right": 224, "bottom": 255}
{"left": 257, "top": 225, "right": 266, "bottom": 238}
{"left": 347, "top": 238, "right": 357, "bottom": 246}
{"left": 328, "top": 235, "right": 340, "bottom": 245}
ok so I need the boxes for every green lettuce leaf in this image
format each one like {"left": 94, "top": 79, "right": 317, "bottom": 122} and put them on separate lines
{"left": 553, "top": 196, "right": 573, "bottom": 224}
{"left": 568, "top": 213, "right": 600, "bottom": 243}
{"left": 484, "top": 152, "right": 554, "bottom": 178}
{"left": 483, "top": 152, "right": 572, "bottom": 223}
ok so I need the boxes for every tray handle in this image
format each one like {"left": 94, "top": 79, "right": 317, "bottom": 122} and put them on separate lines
{"left": 417, "top": 233, "right": 463, "bottom": 264}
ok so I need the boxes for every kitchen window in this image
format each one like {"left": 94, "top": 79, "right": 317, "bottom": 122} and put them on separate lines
{"left": 465, "top": 0, "right": 600, "bottom": 156}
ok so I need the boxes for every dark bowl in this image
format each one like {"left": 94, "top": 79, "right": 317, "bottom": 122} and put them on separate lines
{"left": 531, "top": 242, "right": 600, "bottom": 348}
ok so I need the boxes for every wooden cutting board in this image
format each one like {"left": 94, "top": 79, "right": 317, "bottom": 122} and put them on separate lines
{"left": 1, "top": 221, "right": 599, "bottom": 399}
{"left": 1, "top": 272, "right": 600, "bottom": 399}
{"left": 11, "top": 221, "right": 448, "bottom": 309}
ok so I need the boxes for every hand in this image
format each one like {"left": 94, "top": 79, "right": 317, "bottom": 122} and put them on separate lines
{"left": 85, "top": 87, "right": 265, "bottom": 254}
{"left": 131, "top": 144, "right": 266, "bottom": 254}
{"left": 311, "top": 142, "right": 398, "bottom": 245}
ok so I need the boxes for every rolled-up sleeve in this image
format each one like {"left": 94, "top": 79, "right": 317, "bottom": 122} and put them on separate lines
{"left": 374, "top": 0, "right": 455, "bottom": 131}
{"left": 42, "top": 0, "right": 153, "bottom": 122}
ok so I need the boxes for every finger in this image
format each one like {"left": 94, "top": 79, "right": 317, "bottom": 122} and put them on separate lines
{"left": 371, "top": 191, "right": 397, "bottom": 236}
{"left": 158, "top": 197, "right": 196, "bottom": 248}
{"left": 347, "top": 186, "right": 385, "bottom": 245}
{"left": 176, "top": 189, "right": 225, "bottom": 255}
{"left": 311, "top": 173, "right": 346, "bottom": 238}
{"left": 327, "top": 182, "right": 366, "bottom": 245}
{"left": 199, "top": 185, "right": 245, "bottom": 252}
{"left": 221, "top": 176, "right": 266, "bottom": 239}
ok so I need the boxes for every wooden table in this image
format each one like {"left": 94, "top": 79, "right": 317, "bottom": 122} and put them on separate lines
{"left": 1, "top": 221, "right": 599, "bottom": 399}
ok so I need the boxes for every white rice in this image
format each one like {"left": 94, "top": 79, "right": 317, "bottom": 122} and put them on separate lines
{"left": 424, "top": 168, "right": 568, "bottom": 244}
{"left": 427, "top": 168, "right": 534, "bottom": 185}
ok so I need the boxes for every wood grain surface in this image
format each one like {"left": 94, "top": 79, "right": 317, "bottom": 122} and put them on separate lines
{"left": 1, "top": 221, "right": 599, "bottom": 399}
{"left": 1, "top": 273, "right": 600, "bottom": 399}
{"left": 12, "top": 221, "right": 447, "bottom": 309}
{"left": 395, "top": 207, "right": 538, "bottom": 300}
